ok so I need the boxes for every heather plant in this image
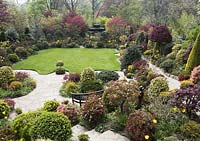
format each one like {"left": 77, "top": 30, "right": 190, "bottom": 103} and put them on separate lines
{"left": 96, "top": 70, "right": 119, "bottom": 83}
{"left": 63, "top": 73, "right": 80, "bottom": 82}
{"left": 121, "top": 46, "right": 141, "bottom": 70}
{"left": 57, "top": 103, "right": 80, "bottom": 125}
{"left": 2, "top": 98, "right": 15, "bottom": 110}
{"left": 81, "top": 95, "right": 105, "bottom": 128}
{"left": 185, "top": 33, "right": 200, "bottom": 74}
{"left": 126, "top": 110, "right": 156, "bottom": 141}
{"left": 80, "top": 67, "right": 95, "bottom": 82}
{"left": 0, "top": 100, "right": 9, "bottom": 119}
{"left": 132, "top": 59, "right": 148, "bottom": 70}
{"left": 178, "top": 71, "right": 190, "bottom": 81}
{"left": 0, "top": 66, "right": 15, "bottom": 89}
{"left": 148, "top": 77, "right": 169, "bottom": 98}
{"left": 103, "top": 80, "right": 139, "bottom": 113}
{"left": 190, "top": 65, "right": 200, "bottom": 84}
{"left": 43, "top": 100, "right": 60, "bottom": 112}
{"left": 14, "top": 72, "right": 29, "bottom": 81}
{"left": 172, "top": 85, "right": 200, "bottom": 122}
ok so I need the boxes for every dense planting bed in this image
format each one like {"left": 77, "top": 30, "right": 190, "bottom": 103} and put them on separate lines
{"left": 13, "top": 48, "right": 120, "bottom": 74}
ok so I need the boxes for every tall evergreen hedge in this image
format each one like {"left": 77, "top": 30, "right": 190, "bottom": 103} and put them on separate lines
{"left": 185, "top": 33, "right": 200, "bottom": 74}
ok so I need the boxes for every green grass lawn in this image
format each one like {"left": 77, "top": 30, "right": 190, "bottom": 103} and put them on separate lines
{"left": 13, "top": 48, "right": 120, "bottom": 74}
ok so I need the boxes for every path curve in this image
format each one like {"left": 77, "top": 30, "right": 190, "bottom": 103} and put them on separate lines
{"left": 13, "top": 70, "right": 126, "bottom": 112}
{"left": 147, "top": 61, "right": 180, "bottom": 90}
{"left": 13, "top": 70, "right": 69, "bottom": 112}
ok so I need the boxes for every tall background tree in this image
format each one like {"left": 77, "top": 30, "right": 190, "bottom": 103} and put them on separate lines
{"left": 0, "top": 0, "right": 10, "bottom": 29}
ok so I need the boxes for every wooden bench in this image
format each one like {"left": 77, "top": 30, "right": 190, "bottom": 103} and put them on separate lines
{"left": 71, "top": 90, "right": 104, "bottom": 106}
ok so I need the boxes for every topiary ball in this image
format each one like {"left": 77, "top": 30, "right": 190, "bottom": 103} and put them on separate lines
{"left": 30, "top": 112, "right": 72, "bottom": 141}
{"left": 0, "top": 100, "right": 9, "bottom": 119}
{"left": 8, "top": 54, "right": 19, "bottom": 63}
{"left": 80, "top": 67, "right": 95, "bottom": 82}
{"left": 43, "top": 100, "right": 60, "bottom": 112}
{"left": 148, "top": 77, "right": 169, "bottom": 98}
{"left": 12, "top": 111, "right": 43, "bottom": 140}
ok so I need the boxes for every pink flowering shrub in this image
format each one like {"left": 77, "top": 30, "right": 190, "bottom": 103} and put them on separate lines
{"left": 190, "top": 65, "right": 200, "bottom": 84}
{"left": 63, "top": 73, "right": 80, "bottom": 82}
{"left": 57, "top": 104, "right": 80, "bottom": 125}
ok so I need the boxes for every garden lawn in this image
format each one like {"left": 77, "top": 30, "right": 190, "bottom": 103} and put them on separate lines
{"left": 13, "top": 48, "right": 120, "bottom": 74}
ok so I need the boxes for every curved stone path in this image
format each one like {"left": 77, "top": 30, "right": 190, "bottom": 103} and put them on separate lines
{"left": 148, "top": 62, "right": 180, "bottom": 90}
{"left": 13, "top": 70, "right": 70, "bottom": 112}
{"left": 11, "top": 66, "right": 179, "bottom": 141}
{"left": 12, "top": 70, "right": 129, "bottom": 141}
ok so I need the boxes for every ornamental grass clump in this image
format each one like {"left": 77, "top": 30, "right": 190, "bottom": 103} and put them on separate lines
{"left": 126, "top": 110, "right": 156, "bottom": 141}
